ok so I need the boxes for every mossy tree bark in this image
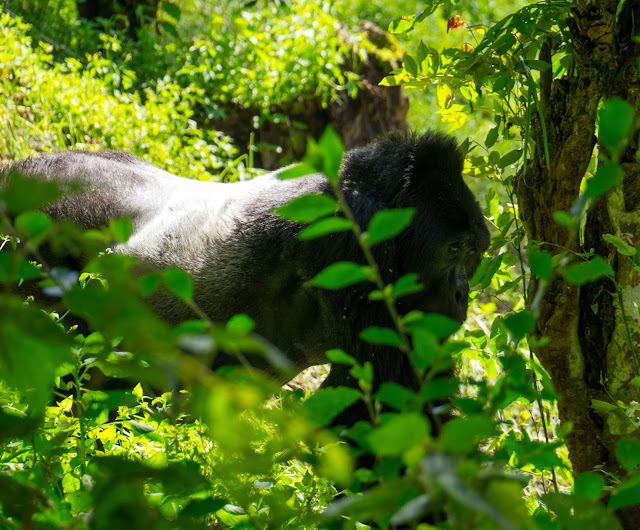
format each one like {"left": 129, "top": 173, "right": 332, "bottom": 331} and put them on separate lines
{"left": 515, "top": 2, "right": 640, "bottom": 526}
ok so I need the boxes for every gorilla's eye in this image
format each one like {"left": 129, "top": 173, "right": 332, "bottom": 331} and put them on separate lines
{"left": 448, "top": 243, "right": 460, "bottom": 254}
{"left": 468, "top": 249, "right": 476, "bottom": 256}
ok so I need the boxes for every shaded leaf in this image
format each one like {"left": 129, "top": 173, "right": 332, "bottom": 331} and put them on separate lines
{"left": 585, "top": 163, "right": 623, "bottom": 199}
{"left": 302, "top": 387, "right": 361, "bottom": 427}
{"left": 616, "top": 438, "right": 640, "bottom": 471}
{"left": 374, "top": 383, "right": 416, "bottom": 411}
{"left": 599, "top": 98, "right": 633, "bottom": 154}
{"left": 110, "top": 216, "right": 133, "bottom": 243}
{"left": 368, "top": 413, "right": 430, "bottom": 455}
{"left": 574, "top": 472, "right": 605, "bottom": 501}
{"left": 565, "top": 257, "right": 614, "bottom": 284}
{"left": 164, "top": 266, "right": 193, "bottom": 301}
{"left": 360, "top": 326, "right": 403, "bottom": 347}
{"left": 503, "top": 311, "right": 535, "bottom": 341}
{"left": 309, "top": 261, "right": 371, "bottom": 290}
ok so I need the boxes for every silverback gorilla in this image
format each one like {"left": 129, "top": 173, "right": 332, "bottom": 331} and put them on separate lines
{"left": 7, "top": 131, "right": 490, "bottom": 426}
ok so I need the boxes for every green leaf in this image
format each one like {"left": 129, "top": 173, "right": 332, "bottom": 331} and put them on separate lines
{"left": 388, "top": 8, "right": 432, "bottom": 34}
{"left": 574, "top": 472, "right": 605, "bottom": 500}
{"left": 159, "top": 20, "right": 178, "bottom": 37}
{"left": 585, "top": 163, "right": 623, "bottom": 199}
{"left": 309, "top": 261, "right": 371, "bottom": 290}
{"left": 421, "top": 377, "right": 458, "bottom": 401}
{"left": 299, "top": 216, "right": 351, "bottom": 240}
{"left": 485, "top": 126, "right": 499, "bottom": 148}
{"left": 439, "top": 415, "right": 495, "bottom": 453}
{"left": 109, "top": 216, "right": 133, "bottom": 243}
{"left": 359, "top": 326, "right": 403, "bottom": 347}
{"left": 163, "top": 267, "right": 193, "bottom": 301}
{"left": 406, "top": 313, "right": 460, "bottom": 339}
{"left": 565, "top": 257, "right": 614, "bottom": 284}
{"left": 326, "top": 349, "right": 357, "bottom": 366}
{"left": 527, "top": 59, "right": 551, "bottom": 71}
{"left": 616, "top": 438, "right": 640, "bottom": 471}
{"left": 409, "top": 327, "right": 438, "bottom": 370}
{"left": 609, "top": 473, "right": 640, "bottom": 509}
{"left": 599, "top": 97, "right": 633, "bottom": 154}
{"left": 0, "top": 172, "right": 59, "bottom": 214}
{"left": 553, "top": 210, "right": 577, "bottom": 228}
{"left": 181, "top": 498, "right": 228, "bottom": 517}
{"left": 366, "top": 208, "right": 415, "bottom": 245}
{"left": 403, "top": 54, "right": 418, "bottom": 78}
{"left": 226, "top": 314, "right": 255, "bottom": 335}
{"left": 603, "top": 233, "right": 636, "bottom": 256}
{"left": 479, "top": 254, "right": 503, "bottom": 289}
{"left": 368, "top": 413, "right": 430, "bottom": 455}
{"left": 276, "top": 193, "right": 337, "bottom": 223}
{"left": 528, "top": 248, "right": 552, "bottom": 279}
{"left": 161, "top": 1, "right": 181, "bottom": 20}
{"left": 0, "top": 297, "right": 73, "bottom": 414}
{"left": 317, "top": 126, "right": 344, "bottom": 182}
{"left": 14, "top": 212, "right": 51, "bottom": 242}
{"left": 416, "top": 40, "right": 429, "bottom": 65}
{"left": 503, "top": 311, "right": 535, "bottom": 341}
{"left": 138, "top": 272, "right": 162, "bottom": 296}
{"left": 544, "top": 492, "right": 622, "bottom": 529}
{"left": 392, "top": 273, "right": 424, "bottom": 298}
{"left": 497, "top": 149, "right": 522, "bottom": 169}
{"left": 350, "top": 361, "right": 373, "bottom": 385}
{"left": 303, "top": 387, "right": 361, "bottom": 427}
{"left": 374, "top": 383, "right": 416, "bottom": 411}
{"left": 591, "top": 399, "right": 617, "bottom": 413}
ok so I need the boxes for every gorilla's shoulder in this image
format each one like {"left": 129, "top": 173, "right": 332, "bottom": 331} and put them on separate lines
{"left": 5, "top": 149, "right": 145, "bottom": 174}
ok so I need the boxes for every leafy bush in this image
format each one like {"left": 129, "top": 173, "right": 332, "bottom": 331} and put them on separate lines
{"left": 179, "top": 3, "right": 360, "bottom": 119}
{"left": 0, "top": 13, "right": 243, "bottom": 179}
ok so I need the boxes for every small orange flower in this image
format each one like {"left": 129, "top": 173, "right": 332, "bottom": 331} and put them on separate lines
{"left": 447, "top": 15, "right": 465, "bottom": 32}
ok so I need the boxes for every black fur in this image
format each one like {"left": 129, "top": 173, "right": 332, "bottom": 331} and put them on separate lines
{"left": 4, "top": 131, "right": 489, "bottom": 426}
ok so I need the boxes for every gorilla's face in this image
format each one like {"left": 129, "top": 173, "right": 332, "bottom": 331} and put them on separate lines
{"left": 395, "top": 180, "right": 489, "bottom": 322}
{"left": 339, "top": 130, "right": 490, "bottom": 324}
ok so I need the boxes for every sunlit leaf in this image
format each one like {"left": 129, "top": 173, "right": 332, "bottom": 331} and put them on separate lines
{"left": 276, "top": 193, "right": 337, "bottom": 223}
{"left": 603, "top": 233, "right": 636, "bottom": 256}
{"left": 299, "top": 216, "right": 351, "bottom": 240}
{"left": 366, "top": 208, "right": 415, "bottom": 245}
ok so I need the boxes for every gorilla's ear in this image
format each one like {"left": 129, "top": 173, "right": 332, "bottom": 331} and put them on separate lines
{"left": 338, "top": 131, "right": 464, "bottom": 206}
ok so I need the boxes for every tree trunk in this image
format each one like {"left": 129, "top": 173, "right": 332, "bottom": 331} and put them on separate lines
{"left": 515, "top": 1, "right": 640, "bottom": 526}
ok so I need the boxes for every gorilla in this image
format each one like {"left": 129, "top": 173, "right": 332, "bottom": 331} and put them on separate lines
{"left": 4, "top": 131, "right": 489, "bottom": 426}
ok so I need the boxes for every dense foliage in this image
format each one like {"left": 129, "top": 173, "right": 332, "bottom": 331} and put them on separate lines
{"left": 1, "top": 0, "right": 639, "bottom": 529}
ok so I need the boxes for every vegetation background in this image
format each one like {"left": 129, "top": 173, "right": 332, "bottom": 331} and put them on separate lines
{"left": 1, "top": 0, "right": 639, "bottom": 528}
